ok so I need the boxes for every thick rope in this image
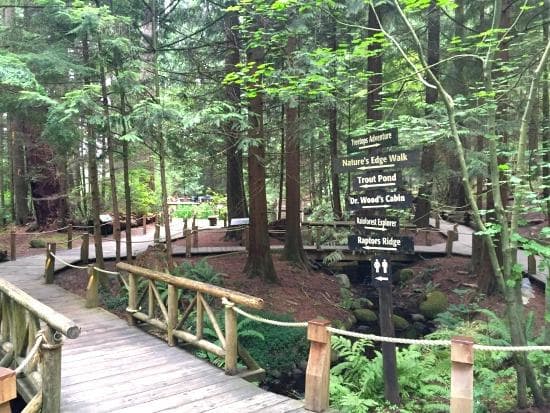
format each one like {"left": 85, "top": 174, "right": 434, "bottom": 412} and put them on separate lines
{"left": 48, "top": 252, "right": 88, "bottom": 270}
{"left": 223, "top": 299, "right": 308, "bottom": 328}
{"left": 474, "top": 344, "right": 550, "bottom": 352}
{"left": 327, "top": 327, "right": 452, "bottom": 346}
{"left": 15, "top": 331, "right": 44, "bottom": 375}
{"left": 94, "top": 267, "right": 120, "bottom": 276}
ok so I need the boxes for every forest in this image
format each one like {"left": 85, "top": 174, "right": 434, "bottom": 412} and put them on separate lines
{"left": 1, "top": 0, "right": 550, "bottom": 411}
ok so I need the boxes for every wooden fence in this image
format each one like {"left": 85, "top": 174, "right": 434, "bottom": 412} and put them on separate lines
{"left": 0, "top": 279, "right": 80, "bottom": 413}
{"left": 109, "top": 263, "right": 265, "bottom": 380}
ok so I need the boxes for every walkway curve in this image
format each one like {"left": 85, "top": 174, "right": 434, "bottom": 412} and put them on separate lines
{"left": 0, "top": 219, "right": 305, "bottom": 412}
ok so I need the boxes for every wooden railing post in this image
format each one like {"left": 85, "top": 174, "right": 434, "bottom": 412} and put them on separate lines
{"left": 41, "top": 326, "right": 63, "bottom": 413}
{"left": 243, "top": 227, "right": 249, "bottom": 251}
{"left": 305, "top": 319, "right": 331, "bottom": 412}
{"left": 185, "top": 229, "right": 192, "bottom": 257}
{"left": 446, "top": 230, "right": 458, "bottom": 256}
{"left": 9, "top": 229, "right": 15, "bottom": 261}
{"left": 67, "top": 224, "right": 73, "bottom": 250}
{"left": 0, "top": 367, "right": 16, "bottom": 413}
{"left": 193, "top": 225, "right": 198, "bottom": 248}
{"left": 142, "top": 215, "right": 147, "bottom": 235}
{"left": 80, "top": 233, "right": 89, "bottom": 264}
{"left": 184, "top": 218, "right": 188, "bottom": 231}
{"left": 192, "top": 214, "right": 196, "bottom": 228}
{"left": 451, "top": 336, "right": 474, "bottom": 413}
{"left": 224, "top": 303, "right": 238, "bottom": 375}
{"left": 45, "top": 243, "right": 56, "bottom": 284}
{"left": 167, "top": 285, "right": 177, "bottom": 346}
{"left": 528, "top": 255, "right": 537, "bottom": 274}
{"left": 85, "top": 265, "right": 99, "bottom": 308}
{"left": 223, "top": 213, "right": 227, "bottom": 228}
{"left": 127, "top": 272, "right": 138, "bottom": 326}
{"left": 154, "top": 222, "right": 160, "bottom": 245}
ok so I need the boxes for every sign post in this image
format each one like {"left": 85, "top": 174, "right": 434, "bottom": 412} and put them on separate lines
{"left": 337, "top": 127, "right": 419, "bottom": 406}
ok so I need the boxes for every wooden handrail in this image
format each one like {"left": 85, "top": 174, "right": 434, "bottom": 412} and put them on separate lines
{"left": 116, "top": 262, "right": 264, "bottom": 309}
{"left": 0, "top": 279, "right": 80, "bottom": 339}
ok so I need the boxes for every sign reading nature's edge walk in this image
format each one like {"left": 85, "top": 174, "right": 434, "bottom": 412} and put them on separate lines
{"left": 334, "top": 150, "right": 419, "bottom": 174}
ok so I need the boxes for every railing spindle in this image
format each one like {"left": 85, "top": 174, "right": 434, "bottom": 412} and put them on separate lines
{"left": 224, "top": 304, "right": 238, "bottom": 375}
{"left": 196, "top": 292, "right": 204, "bottom": 340}
{"left": 41, "top": 326, "right": 62, "bottom": 413}
{"left": 80, "top": 233, "right": 89, "bottom": 264}
{"left": 167, "top": 285, "right": 177, "bottom": 346}
{"left": 9, "top": 229, "right": 15, "bottom": 262}
{"left": 85, "top": 265, "right": 99, "bottom": 308}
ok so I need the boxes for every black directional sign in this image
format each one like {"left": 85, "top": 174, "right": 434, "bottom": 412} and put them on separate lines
{"left": 371, "top": 256, "right": 392, "bottom": 285}
{"left": 348, "top": 235, "right": 414, "bottom": 254}
{"left": 347, "top": 189, "right": 413, "bottom": 211}
{"left": 348, "top": 128, "right": 398, "bottom": 153}
{"left": 334, "top": 150, "right": 419, "bottom": 174}
{"left": 355, "top": 215, "right": 400, "bottom": 233}
{"left": 352, "top": 171, "right": 401, "bottom": 191}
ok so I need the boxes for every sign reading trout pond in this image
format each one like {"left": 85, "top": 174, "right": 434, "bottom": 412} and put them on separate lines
{"left": 336, "top": 127, "right": 417, "bottom": 405}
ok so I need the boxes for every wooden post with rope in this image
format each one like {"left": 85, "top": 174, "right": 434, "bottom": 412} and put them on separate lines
{"left": 450, "top": 336, "right": 474, "bottom": 413}
{"left": 80, "top": 233, "right": 89, "bottom": 264}
{"left": 41, "top": 326, "right": 63, "bottom": 413}
{"left": 0, "top": 367, "right": 16, "bottom": 413}
{"left": 85, "top": 265, "right": 99, "bottom": 308}
{"left": 185, "top": 229, "right": 192, "bottom": 258}
{"left": 67, "top": 224, "right": 73, "bottom": 250}
{"left": 304, "top": 319, "right": 331, "bottom": 412}
{"left": 193, "top": 225, "right": 198, "bottom": 248}
{"left": 9, "top": 229, "right": 15, "bottom": 261}
{"left": 45, "top": 243, "right": 56, "bottom": 284}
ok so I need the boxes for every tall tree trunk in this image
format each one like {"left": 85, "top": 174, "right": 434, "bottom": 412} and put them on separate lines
{"left": 0, "top": 125, "right": 5, "bottom": 226}
{"left": 244, "top": 25, "right": 277, "bottom": 282}
{"left": 329, "top": 19, "right": 342, "bottom": 219}
{"left": 543, "top": 0, "right": 550, "bottom": 226}
{"left": 414, "top": 0, "right": 439, "bottom": 227}
{"left": 367, "top": 5, "right": 383, "bottom": 122}
{"left": 224, "top": 7, "right": 247, "bottom": 240}
{"left": 98, "top": 37, "right": 121, "bottom": 261}
{"left": 83, "top": 32, "right": 104, "bottom": 269}
{"left": 10, "top": 120, "right": 29, "bottom": 225}
{"left": 278, "top": 106, "right": 285, "bottom": 221}
{"left": 283, "top": 36, "right": 307, "bottom": 267}
{"left": 120, "top": 87, "right": 133, "bottom": 263}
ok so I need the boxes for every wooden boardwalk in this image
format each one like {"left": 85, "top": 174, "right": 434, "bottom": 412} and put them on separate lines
{"left": 0, "top": 223, "right": 306, "bottom": 412}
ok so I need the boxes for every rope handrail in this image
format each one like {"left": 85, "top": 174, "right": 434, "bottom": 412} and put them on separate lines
{"left": 222, "top": 298, "right": 308, "bottom": 328}
{"left": 48, "top": 252, "right": 88, "bottom": 270}
{"left": 94, "top": 267, "right": 120, "bottom": 276}
{"left": 223, "top": 301, "right": 550, "bottom": 353}
{"left": 14, "top": 225, "right": 70, "bottom": 235}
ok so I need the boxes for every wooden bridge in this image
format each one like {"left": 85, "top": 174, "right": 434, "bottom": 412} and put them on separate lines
{"left": 0, "top": 225, "right": 307, "bottom": 412}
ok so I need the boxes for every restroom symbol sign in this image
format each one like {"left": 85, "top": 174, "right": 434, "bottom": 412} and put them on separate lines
{"left": 372, "top": 256, "right": 391, "bottom": 283}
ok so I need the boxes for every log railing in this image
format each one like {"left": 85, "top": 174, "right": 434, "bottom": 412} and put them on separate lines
{"left": 0, "top": 278, "right": 80, "bottom": 413}
{"left": 115, "top": 262, "right": 265, "bottom": 379}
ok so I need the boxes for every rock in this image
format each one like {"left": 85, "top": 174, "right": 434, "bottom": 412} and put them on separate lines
{"left": 29, "top": 239, "right": 46, "bottom": 248}
{"left": 356, "top": 325, "right": 374, "bottom": 334}
{"left": 271, "top": 369, "right": 282, "bottom": 379}
{"left": 0, "top": 251, "right": 7, "bottom": 262}
{"left": 419, "top": 291, "right": 449, "bottom": 319}
{"left": 399, "top": 268, "right": 414, "bottom": 283}
{"left": 413, "top": 321, "right": 427, "bottom": 335}
{"left": 353, "top": 309, "right": 378, "bottom": 324}
{"left": 391, "top": 314, "right": 409, "bottom": 331}
{"left": 411, "top": 313, "right": 426, "bottom": 322}
{"left": 292, "top": 368, "right": 302, "bottom": 377}
{"left": 404, "top": 326, "right": 419, "bottom": 339}
{"left": 335, "top": 274, "right": 351, "bottom": 289}
{"left": 349, "top": 297, "right": 374, "bottom": 310}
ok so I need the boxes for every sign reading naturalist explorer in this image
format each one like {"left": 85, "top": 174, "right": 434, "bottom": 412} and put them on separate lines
{"left": 334, "top": 150, "right": 419, "bottom": 174}
{"left": 347, "top": 189, "right": 413, "bottom": 211}
{"left": 352, "top": 171, "right": 401, "bottom": 191}
{"left": 355, "top": 215, "right": 400, "bottom": 233}
{"left": 348, "top": 234, "right": 414, "bottom": 253}
{"left": 348, "top": 128, "right": 398, "bottom": 152}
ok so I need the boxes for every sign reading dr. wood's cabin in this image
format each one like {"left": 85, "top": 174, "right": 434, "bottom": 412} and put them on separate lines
{"left": 347, "top": 189, "right": 413, "bottom": 211}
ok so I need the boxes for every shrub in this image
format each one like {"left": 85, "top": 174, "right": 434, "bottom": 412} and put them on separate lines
{"left": 174, "top": 204, "right": 195, "bottom": 219}
{"left": 29, "top": 239, "right": 46, "bottom": 248}
{"left": 239, "top": 311, "right": 308, "bottom": 377}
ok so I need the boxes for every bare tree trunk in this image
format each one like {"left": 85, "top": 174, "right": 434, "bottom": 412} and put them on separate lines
{"left": 329, "top": 18, "right": 342, "bottom": 219}
{"left": 278, "top": 106, "right": 285, "bottom": 220}
{"left": 244, "top": 22, "right": 277, "bottom": 282}
{"left": 367, "top": 5, "right": 383, "bottom": 122}
{"left": 414, "top": 0, "right": 439, "bottom": 227}
{"left": 10, "top": 121, "right": 29, "bottom": 225}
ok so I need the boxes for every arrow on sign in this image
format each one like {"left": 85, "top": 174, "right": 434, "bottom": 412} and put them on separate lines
{"left": 375, "top": 276, "right": 389, "bottom": 282}
{"left": 362, "top": 245, "right": 400, "bottom": 251}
